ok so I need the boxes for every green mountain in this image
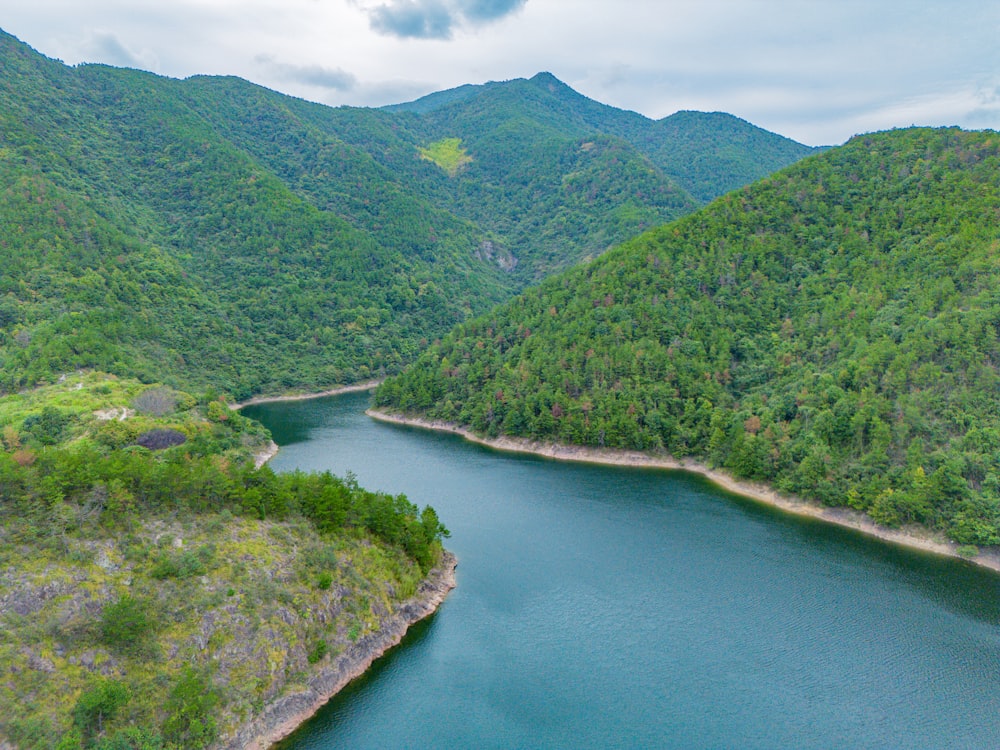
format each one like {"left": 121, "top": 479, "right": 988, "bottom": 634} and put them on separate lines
{"left": 375, "top": 127, "right": 1000, "bottom": 547}
{"left": 0, "top": 32, "right": 517, "bottom": 398}
{"left": 390, "top": 72, "right": 819, "bottom": 215}
{"left": 0, "top": 31, "right": 816, "bottom": 397}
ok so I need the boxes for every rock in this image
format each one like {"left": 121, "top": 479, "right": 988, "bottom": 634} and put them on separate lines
{"left": 25, "top": 650, "right": 55, "bottom": 673}
{"left": 95, "top": 547, "right": 117, "bottom": 571}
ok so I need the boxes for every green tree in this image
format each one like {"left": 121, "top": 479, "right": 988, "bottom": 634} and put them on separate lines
{"left": 161, "top": 668, "right": 218, "bottom": 750}
{"left": 72, "top": 678, "right": 131, "bottom": 740}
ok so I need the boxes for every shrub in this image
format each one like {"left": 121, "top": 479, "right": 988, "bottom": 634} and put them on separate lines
{"left": 307, "top": 639, "right": 328, "bottom": 664}
{"left": 95, "top": 420, "right": 140, "bottom": 450}
{"left": 161, "top": 668, "right": 218, "bottom": 749}
{"left": 149, "top": 545, "right": 214, "bottom": 579}
{"left": 21, "top": 406, "right": 71, "bottom": 445}
{"left": 73, "top": 678, "right": 131, "bottom": 739}
{"left": 99, "top": 595, "right": 154, "bottom": 656}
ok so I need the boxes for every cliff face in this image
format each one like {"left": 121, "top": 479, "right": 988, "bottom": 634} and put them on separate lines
{"left": 222, "top": 551, "right": 457, "bottom": 750}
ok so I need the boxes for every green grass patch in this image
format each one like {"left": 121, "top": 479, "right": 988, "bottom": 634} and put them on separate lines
{"left": 418, "top": 137, "right": 473, "bottom": 176}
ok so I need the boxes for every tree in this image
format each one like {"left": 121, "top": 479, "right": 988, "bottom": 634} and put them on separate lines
{"left": 161, "top": 668, "right": 218, "bottom": 749}
{"left": 73, "top": 678, "right": 131, "bottom": 740}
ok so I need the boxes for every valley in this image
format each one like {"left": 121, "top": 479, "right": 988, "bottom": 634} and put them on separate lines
{"left": 1, "top": 23, "right": 998, "bottom": 750}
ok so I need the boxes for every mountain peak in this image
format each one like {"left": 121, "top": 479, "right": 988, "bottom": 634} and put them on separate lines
{"left": 529, "top": 71, "right": 563, "bottom": 87}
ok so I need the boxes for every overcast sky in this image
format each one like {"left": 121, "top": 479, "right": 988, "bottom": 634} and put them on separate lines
{"left": 3, "top": 0, "right": 998, "bottom": 145}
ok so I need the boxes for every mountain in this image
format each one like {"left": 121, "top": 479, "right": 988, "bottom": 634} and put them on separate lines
{"left": 375, "top": 127, "right": 1000, "bottom": 548}
{"left": 0, "top": 30, "right": 462, "bottom": 749}
{"left": 0, "top": 31, "right": 816, "bottom": 397}
{"left": 389, "top": 72, "right": 820, "bottom": 208}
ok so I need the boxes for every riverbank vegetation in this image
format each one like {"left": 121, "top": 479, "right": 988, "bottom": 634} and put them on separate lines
{"left": 376, "top": 127, "right": 1000, "bottom": 549}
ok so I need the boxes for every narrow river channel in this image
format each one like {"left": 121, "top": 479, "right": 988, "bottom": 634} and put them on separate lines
{"left": 244, "top": 392, "right": 1000, "bottom": 749}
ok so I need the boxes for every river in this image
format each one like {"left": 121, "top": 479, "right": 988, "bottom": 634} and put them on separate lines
{"left": 244, "top": 392, "right": 1000, "bottom": 749}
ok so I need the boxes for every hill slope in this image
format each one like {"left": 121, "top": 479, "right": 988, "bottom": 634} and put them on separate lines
{"left": 375, "top": 127, "right": 1000, "bottom": 547}
{"left": 0, "top": 372, "right": 451, "bottom": 749}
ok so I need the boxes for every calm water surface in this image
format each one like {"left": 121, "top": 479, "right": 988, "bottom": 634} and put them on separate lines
{"left": 245, "top": 392, "right": 1000, "bottom": 749}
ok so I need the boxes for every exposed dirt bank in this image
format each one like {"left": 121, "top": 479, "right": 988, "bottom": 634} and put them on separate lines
{"left": 367, "top": 410, "right": 1000, "bottom": 575}
{"left": 219, "top": 550, "right": 457, "bottom": 750}
{"left": 231, "top": 380, "right": 382, "bottom": 410}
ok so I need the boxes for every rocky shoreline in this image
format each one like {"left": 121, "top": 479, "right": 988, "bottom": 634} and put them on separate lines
{"left": 367, "top": 409, "right": 1000, "bottom": 575}
{"left": 219, "top": 550, "right": 457, "bottom": 750}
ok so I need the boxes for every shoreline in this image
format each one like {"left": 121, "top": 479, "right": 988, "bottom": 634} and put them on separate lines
{"left": 367, "top": 409, "right": 1000, "bottom": 575}
{"left": 231, "top": 380, "right": 382, "bottom": 410}
{"left": 253, "top": 441, "right": 279, "bottom": 469}
{"left": 222, "top": 550, "right": 457, "bottom": 750}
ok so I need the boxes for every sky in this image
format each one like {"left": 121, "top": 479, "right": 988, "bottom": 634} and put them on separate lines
{"left": 2, "top": 0, "right": 998, "bottom": 146}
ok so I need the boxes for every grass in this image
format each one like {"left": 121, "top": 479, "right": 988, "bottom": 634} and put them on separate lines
{"left": 418, "top": 137, "right": 473, "bottom": 177}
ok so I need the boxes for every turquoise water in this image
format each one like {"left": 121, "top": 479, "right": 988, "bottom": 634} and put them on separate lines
{"left": 246, "top": 392, "right": 1000, "bottom": 749}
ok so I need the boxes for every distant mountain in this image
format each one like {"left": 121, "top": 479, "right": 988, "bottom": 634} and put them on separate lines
{"left": 375, "top": 127, "right": 1000, "bottom": 548}
{"left": 650, "top": 110, "right": 825, "bottom": 203}
{"left": 388, "top": 72, "right": 820, "bottom": 206}
{"left": 0, "top": 29, "right": 815, "bottom": 397}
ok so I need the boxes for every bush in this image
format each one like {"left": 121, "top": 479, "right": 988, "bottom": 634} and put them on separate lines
{"left": 21, "top": 406, "right": 71, "bottom": 446}
{"left": 99, "top": 595, "right": 154, "bottom": 656}
{"left": 95, "top": 420, "right": 141, "bottom": 450}
{"left": 149, "top": 545, "right": 214, "bottom": 579}
{"left": 307, "top": 639, "right": 328, "bottom": 664}
{"left": 161, "top": 668, "right": 218, "bottom": 749}
{"left": 73, "top": 678, "right": 131, "bottom": 739}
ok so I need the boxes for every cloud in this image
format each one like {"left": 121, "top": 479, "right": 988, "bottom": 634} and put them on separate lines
{"left": 369, "top": 0, "right": 454, "bottom": 39}
{"left": 255, "top": 54, "right": 357, "bottom": 91}
{"left": 364, "top": 0, "right": 527, "bottom": 40}
{"left": 83, "top": 31, "right": 157, "bottom": 71}
{"left": 461, "top": 0, "right": 527, "bottom": 23}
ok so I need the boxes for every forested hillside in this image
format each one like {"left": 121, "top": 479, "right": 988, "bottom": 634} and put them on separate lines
{"left": 0, "top": 30, "right": 815, "bottom": 398}
{"left": 376, "top": 127, "right": 1000, "bottom": 547}
{"left": 0, "top": 31, "right": 515, "bottom": 398}
{"left": 391, "top": 72, "right": 819, "bottom": 268}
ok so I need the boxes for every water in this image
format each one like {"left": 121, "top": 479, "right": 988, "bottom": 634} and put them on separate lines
{"left": 245, "top": 392, "right": 1000, "bottom": 749}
